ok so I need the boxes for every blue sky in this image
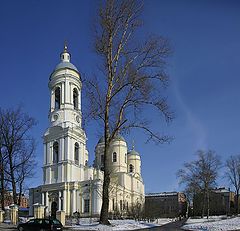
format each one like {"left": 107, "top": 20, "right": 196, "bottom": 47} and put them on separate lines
{"left": 1, "top": 0, "right": 240, "bottom": 193}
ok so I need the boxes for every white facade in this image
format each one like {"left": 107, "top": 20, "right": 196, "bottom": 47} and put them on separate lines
{"left": 29, "top": 45, "right": 145, "bottom": 217}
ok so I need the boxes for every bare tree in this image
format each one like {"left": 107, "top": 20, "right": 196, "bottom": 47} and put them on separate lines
{"left": 0, "top": 133, "right": 8, "bottom": 210}
{"left": 0, "top": 107, "right": 36, "bottom": 205}
{"left": 85, "top": 0, "right": 173, "bottom": 224}
{"left": 225, "top": 155, "right": 240, "bottom": 214}
{"left": 177, "top": 150, "right": 221, "bottom": 218}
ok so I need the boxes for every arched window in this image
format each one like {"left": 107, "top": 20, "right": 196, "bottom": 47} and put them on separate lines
{"left": 53, "top": 142, "right": 59, "bottom": 163}
{"left": 75, "top": 142, "right": 79, "bottom": 164}
{"left": 129, "top": 164, "right": 134, "bottom": 173}
{"left": 73, "top": 88, "right": 78, "bottom": 110}
{"left": 85, "top": 160, "right": 88, "bottom": 166}
{"left": 55, "top": 87, "right": 61, "bottom": 109}
{"left": 113, "top": 152, "right": 117, "bottom": 162}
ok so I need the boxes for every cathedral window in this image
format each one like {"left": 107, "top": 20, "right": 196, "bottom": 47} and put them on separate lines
{"left": 55, "top": 87, "right": 61, "bottom": 109}
{"left": 73, "top": 88, "right": 79, "bottom": 110}
{"left": 113, "top": 152, "right": 117, "bottom": 162}
{"left": 112, "top": 199, "right": 115, "bottom": 211}
{"left": 53, "top": 142, "right": 59, "bottom": 163}
{"left": 75, "top": 142, "right": 79, "bottom": 164}
{"left": 129, "top": 164, "right": 134, "bottom": 173}
{"left": 84, "top": 199, "right": 90, "bottom": 213}
{"left": 101, "top": 155, "right": 104, "bottom": 165}
{"left": 120, "top": 200, "right": 123, "bottom": 211}
{"left": 54, "top": 167, "right": 58, "bottom": 180}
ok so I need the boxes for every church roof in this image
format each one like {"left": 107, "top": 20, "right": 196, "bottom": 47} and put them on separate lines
{"left": 55, "top": 61, "right": 78, "bottom": 72}
{"left": 54, "top": 43, "right": 79, "bottom": 73}
{"left": 97, "top": 134, "right": 126, "bottom": 144}
{"left": 127, "top": 149, "right": 140, "bottom": 156}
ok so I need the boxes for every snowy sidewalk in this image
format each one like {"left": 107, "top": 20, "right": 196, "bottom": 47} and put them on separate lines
{"left": 182, "top": 216, "right": 240, "bottom": 231}
{"left": 66, "top": 218, "right": 174, "bottom": 230}
{"left": 0, "top": 223, "right": 16, "bottom": 230}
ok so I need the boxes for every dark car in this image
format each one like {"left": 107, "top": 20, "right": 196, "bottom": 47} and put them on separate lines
{"left": 17, "top": 218, "right": 63, "bottom": 231}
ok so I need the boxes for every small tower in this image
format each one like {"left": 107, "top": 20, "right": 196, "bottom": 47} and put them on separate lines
{"left": 127, "top": 145, "right": 141, "bottom": 177}
{"left": 43, "top": 44, "right": 88, "bottom": 185}
{"left": 94, "top": 135, "right": 128, "bottom": 173}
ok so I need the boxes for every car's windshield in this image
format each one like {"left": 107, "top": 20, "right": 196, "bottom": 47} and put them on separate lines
{"left": 52, "top": 219, "right": 61, "bottom": 225}
{"left": 27, "top": 220, "right": 35, "bottom": 224}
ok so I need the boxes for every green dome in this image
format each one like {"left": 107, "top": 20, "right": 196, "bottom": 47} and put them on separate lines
{"left": 127, "top": 149, "right": 140, "bottom": 156}
{"left": 98, "top": 136, "right": 105, "bottom": 144}
{"left": 97, "top": 134, "right": 126, "bottom": 144}
{"left": 113, "top": 134, "right": 125, "bottom": 142}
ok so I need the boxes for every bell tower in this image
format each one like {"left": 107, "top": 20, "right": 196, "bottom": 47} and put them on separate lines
{"left": 49, "top": 43, "right": 82, "bottom": 128}
{"left": 43, "top": 44, "right": 88, "bottom": 185}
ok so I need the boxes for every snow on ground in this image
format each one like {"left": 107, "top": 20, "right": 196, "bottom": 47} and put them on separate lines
{"left": 69, "top": 218, "right": 173, "bottom": 230}
{"left": 182, "top": 216, "right": 240, "bottom": 231}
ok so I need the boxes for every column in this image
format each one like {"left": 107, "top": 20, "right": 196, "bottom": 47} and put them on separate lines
{"left": 61, "top": 138, "right": 64, "bottom": 161}
{"left": 42, "top": 192, "right": 45, "bottom": 206}
{"left": 65, "top": 80, "right": 68, "bottom": 103}
{"left": 51, "top": 90, "right": 54, "bottom": 112}
{"left": 58, "top": 191, "right": 62, "bottom": 211}
{"left": 72, "top": 189, "right": 76, "bottom": 214}
{"left": 43, "top": 143, "right": 46, "bottom": 165}
{"left": 45, "top": 191, "right": 49, "bottom": 212}
{"left": 63, "top": 190, "right": 67, "bottom": 212}
{"left": 61, "top": 82, "right": 64, "bottom": 105}
{"left": 65, "top": 137, "right": 68, "bottom": 161}
{"left": 69, "top": 82, "right": 72, "bottom": 105}
{"left": 46, "top": 143, "right": 50, "bottom": 164}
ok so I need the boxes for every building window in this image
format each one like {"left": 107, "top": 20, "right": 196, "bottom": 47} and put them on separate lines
{"left": 73, "top": 88, "right": 78, "bottom": 110}
{"left": 112, "top": 199, "right": 115, "bottom": 211}
{"left": 120, "top": 200, "right": 123, "bottom": 211}
{"left": 85, "top": 160, "right": 88, "bottom": 166}
{"left": 75, "top": 142, "right": 79, "bottom": 164}
{"left": 101, "top": 155, "right": 104, "bottom": 165}
{"left": 84, "top": 199, "right": 90, "bottom": 213}
{"left": 129, "top": 164, "right": 134, "bottom": 173}
{"left": 54, "top": 166, "right": 58, "bottom": 180}
{"left": 113, "top": 152, "right": 117, "bottom": 162}
{"left": 55, "top": 87, "right": 61, "bottom": 109}
{"left": 43, "top": 170, "right": 46, "bottom": 183}
{"left": 125, "top": 153, "right": 127, "bottom": 163}
{"left": 53, "top": 142, "right": 59, "bottom": 163}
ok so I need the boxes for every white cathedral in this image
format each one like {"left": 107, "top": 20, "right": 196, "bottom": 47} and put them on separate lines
{"left": 29, "top": 45, "right": 145, "bottom": 217}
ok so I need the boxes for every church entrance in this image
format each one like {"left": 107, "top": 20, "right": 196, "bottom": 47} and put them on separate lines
{"left": 51, "top": 201, "right": 58, "bottom": 219}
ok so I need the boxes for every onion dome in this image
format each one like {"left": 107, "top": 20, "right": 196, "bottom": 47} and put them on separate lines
{"left": 54, "top": 43, "right": 78, "bottom": 72}
{"left": 97, "top": 134, "right": 126, "bottom": 144}
{"left": 127, "top": 149, "right": 140, "bottom": 156}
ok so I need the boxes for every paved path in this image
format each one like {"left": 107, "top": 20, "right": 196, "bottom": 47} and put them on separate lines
{"left": 136, "top": 218, "right": 188, "bottom": 231}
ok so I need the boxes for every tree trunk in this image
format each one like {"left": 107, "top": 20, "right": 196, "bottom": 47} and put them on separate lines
{"left": 207, "top": 190, "right": 210, "bottom": 219}
{"left": 201, "top": 192, "right": 206, "bottom": 218}
{"left": 236, "top": 190, "right": 239, "bottom": 215}
{"left": 9, "top": 151, "right": 17, "bottom": 204}
{"left": 99, "top": 140, "right": 111, "bottom": 225}
{"left": 18, "top": 181, "right": 23, "bottom": 206}
{"left": 0, "top": 147, "right": 5, "bottom": 210}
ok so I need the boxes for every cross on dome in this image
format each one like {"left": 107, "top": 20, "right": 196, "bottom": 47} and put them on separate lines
{"left": 60, "top": 42, "right": 71, "bottom": 62}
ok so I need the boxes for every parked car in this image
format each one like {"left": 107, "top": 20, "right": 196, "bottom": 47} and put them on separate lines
{"left": 17, "top": 218, "right": 63, "bottom": 231}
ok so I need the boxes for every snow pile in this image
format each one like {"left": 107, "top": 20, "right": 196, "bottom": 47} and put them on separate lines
{"left": 182, "top": 216, "right": 240, "bottom": 231}
{"left": 70, "top": 218, "right": 171, "bottom": 230}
